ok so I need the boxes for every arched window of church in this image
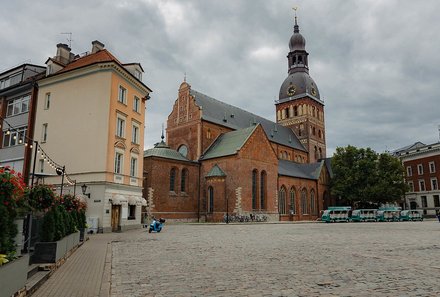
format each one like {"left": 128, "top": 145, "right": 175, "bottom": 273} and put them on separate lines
{"left": 312, "top": 127, "right": 316, "bottom": 136}
{"left": 260, "top": 171, "right": 266, "bottom": 210}
{"left": 207, "top": 129, "right": 211, "bottom": 139}
{"left": 293, "top": 106, "right": 298, "bottom": 116}
{"left": 310, "top": 189, "right": 316, "bottom": 215}
{"left": 298, "top": 56, "right": 302, "bottom": 63}
{"left": 180, "top": 168, "right": 188, "bottom": 192}
{"left": 318, "top": 130, "right": 322, "bottom": 138}
{"left": 319, "top": 148, "right": 323, "bottom": 159}
{"left": 208, "top": 186, "right": 214, "bottom": 213}
{"left": 252, "top": 169, "right": 258, "bottom": 210}
{"left": 301, "top": 188, "right": 308, "bottom": 214}
{"left": 312, "top": 106, "right": 316, "bottom": 117}
{"left": 279, "top": 186, "right": 287, "bottom": 215}
{"left": 314, "top": 146, "right": 318, "bottom": 160}
{"left": 290, "top": 187, "right": 296, "bottom": 214}
{"left": 285, "top": 108, "right": 289, "bottom": 118}
{"left": 170, "top": 168, "right": 177, "bottom": 192}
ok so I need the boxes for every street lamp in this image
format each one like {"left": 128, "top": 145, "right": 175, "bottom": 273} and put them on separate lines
{"left": 81, "top": 184, "right": 91, "bottom": 198}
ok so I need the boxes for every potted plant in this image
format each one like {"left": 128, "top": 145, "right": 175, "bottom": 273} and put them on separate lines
{"left": 0, "top": 167, "right": 29, "bottom": 297}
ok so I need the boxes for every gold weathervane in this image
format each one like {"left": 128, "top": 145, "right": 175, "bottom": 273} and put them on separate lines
{"left": 292, "top": 6, "right": 298, "bottom": 19}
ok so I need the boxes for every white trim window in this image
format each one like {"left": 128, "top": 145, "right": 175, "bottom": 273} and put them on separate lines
{"left": 133, "top": 96, "right": 140, "bottom": 113}
{"left": 116, "top": 116, "right": 125, "bottom": 138}
{"left": 429, "top": 161, "right": 436, "bottom": 173}
{"left": 417, "top": 164, "right": 423, "bottom": 175}
{"left": 132, "top": 123, "right": 139, "bottom": 144}
{"left": 406, "top": 166, "right": 412, "bottom": 177}
{"left": 114, "top": 152, "right": 123, "bottom": 174}
{"left": 130, "top": 157, "right": 137, "bottom": 177}
{"left": 408, "top": 181, "right": 414, "bottom": 192}
{"left": 118, "top": 86, "right": 127, "bottom": 104}
{"left": 431, "top": 178, "right": 438, "bottom": 191}
{"left": 42, "top": 123, "right": 48, "bottom": 142}
{"left": 6, "top": 95, "right": 30, "bottom": 117}
{"left": 39, "top": 159, "right": 44, "bottom": 173}
{"left": 3, "top": 126, "right": 27, "bottom": 147}
{"left": 44, "top": 93, "right": 51, "bottom": 110}
{"left": 419, "top": 180, "right": 425, "bottom": 192}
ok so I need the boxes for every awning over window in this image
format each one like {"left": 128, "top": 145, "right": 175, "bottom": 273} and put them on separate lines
{"left": 111, "top": 194, "right": 127, "bottom": 205}
{"left": 128, "top": 196, "right": 138, "bottom": 205}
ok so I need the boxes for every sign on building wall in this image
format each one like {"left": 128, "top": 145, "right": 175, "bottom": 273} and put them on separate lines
{"left": 121, "top": 207, "right": 128, "bottom": 219}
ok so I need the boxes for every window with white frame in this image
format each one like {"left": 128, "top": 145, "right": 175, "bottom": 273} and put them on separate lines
{"left": 431, "top": 178, "right": 438, "bottom": 190}
{"left": 116, "top": 116, "right": 125, "bottom": 138}
{"left": 134, "top": 69, "right": 142, "bottom": 80}
{"left": 130, "top": 157, "right": 137, "bottom": 177}
{"left": 417, "top": 164, "right": 423, "bottom": 175}
{"left": 6, "top": 95, "right": 30, "bottom": 117}
{"left": 406, "top": 166, "right": 412, "bottom": 177}
{"left": 114, "top": 152, "right": 123, "bottom": 174}
{"left": 118, "top": 86, "right": 126, "bottom": 104}
{"left": 408, "top": 181, "right": 414, "bottom": 192}
{"left": 419, "top": 180, "right": 425, "bottom": 191}
{"left": 132, "top": 124, "right": 139, "bottom": 144}
{"left": 429, "top": 161, "right": 436, "bottom": 173}
{"left": 42, "top": 123, "right": 48, "bottom": 142}
{"left": 2, "top": 126, "right": 27, "bottom": 147}
{"left": 44, "top": 93, "right": 51, "bottom": 109}
{"left": 39, "top": 159, "right": 44, "bottom": 173}
{"left": 133, "top": 96, "right": 140, "bottom": 113}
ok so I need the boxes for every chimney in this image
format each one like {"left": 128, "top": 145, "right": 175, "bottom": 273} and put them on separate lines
{"left": 56, "top": 43, "right": 72, "bottom": 64}
{"left": 91, "top": 40, "right": 105, "bottom": 53}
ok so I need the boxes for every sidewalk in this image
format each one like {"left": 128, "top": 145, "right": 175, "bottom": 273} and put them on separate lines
{"left": 31, "top": 232, "right": 115, "bottom": 297}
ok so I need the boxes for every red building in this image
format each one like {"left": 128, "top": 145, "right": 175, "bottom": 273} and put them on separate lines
{"left": 143, "top": 16, "right": 332, "bottom": 222}
{"left": 394, "top": 141, "right": 440, "bottom": 216}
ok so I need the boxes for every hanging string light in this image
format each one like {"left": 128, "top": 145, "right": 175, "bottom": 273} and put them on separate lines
{"left": 1, "top": 115, "right": 74, "bottom": 186}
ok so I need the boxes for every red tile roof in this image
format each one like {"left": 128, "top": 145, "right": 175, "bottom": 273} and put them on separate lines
{"left": 57, "top": 49, "right": 122, "bottom": 74}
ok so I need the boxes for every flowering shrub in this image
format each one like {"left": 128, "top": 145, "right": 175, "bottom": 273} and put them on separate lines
{"left": 27, "top": 184, "right": 56, "bottom": 211}
{"left": 0, "top": 167, "right": 26, "bottom": 209}
{"left": 0, "top": 167, "right": 26, "bottom": 255}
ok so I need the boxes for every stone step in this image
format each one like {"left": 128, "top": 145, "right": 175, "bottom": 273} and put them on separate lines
{"left": 27, "top": 263, "right": 40, "bottom": 279}
{"left": 25, "top": 270, "right": 51, "bottom": 296}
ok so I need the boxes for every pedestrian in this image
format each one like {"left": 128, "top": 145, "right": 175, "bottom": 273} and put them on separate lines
{"left": 436, "top": 209, "right": 440, "bottom": 223}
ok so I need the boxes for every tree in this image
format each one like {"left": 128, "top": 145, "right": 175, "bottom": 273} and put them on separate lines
{"left": 330, "top": 145, "right": 408, "bottom": 207}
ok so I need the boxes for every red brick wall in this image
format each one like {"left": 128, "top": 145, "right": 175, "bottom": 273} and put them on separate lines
{"left": 276, "top": 96, "right": 326, "bottom": 163}
{"left": 278, "top": 175, "right": 319, "bottom": 221}
{"left": 200, "top": 125, "right": 279, "bottom": 221}
{"left": 143, "top": 156, "right": 200, "bottom": 221}
{"left": 404, "top": 154, "right": 440, "bottom": 191}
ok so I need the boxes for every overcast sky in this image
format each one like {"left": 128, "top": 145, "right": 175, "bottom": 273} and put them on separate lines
{"left": 1, "top": 0, "right": 439, "bottom": 156}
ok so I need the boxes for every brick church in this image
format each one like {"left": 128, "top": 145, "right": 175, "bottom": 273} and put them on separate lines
{"left": 143, "top": 16, "right": 332, "bottom": 222}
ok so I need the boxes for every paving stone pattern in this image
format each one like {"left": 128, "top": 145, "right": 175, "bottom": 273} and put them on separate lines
{"left": 111, "top": 222, "right": 440, "bottom": 296}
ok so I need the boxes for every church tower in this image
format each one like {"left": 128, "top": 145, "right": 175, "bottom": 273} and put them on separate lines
{"left": 276, "top": 13, "right": 326, "bottom": 163}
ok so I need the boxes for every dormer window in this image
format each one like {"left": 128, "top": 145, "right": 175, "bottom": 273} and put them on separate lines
{"left": 46, "top": 65, "right": 52, "bottom": 76}
{"left": 134, "top": 69, "right": 142, "bottom": 80}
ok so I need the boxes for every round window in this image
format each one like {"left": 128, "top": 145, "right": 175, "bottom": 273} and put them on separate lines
{"left": 178, "top": 145, "right": 188, "bottom": 157}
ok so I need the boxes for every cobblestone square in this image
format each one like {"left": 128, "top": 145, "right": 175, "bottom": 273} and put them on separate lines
{"left": 111, "top": 222, "right": 440, "bottom": 296}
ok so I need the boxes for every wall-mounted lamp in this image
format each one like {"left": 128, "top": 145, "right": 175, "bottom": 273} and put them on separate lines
{"left": 81, "top": 184, "right": 91, "bottom": 198}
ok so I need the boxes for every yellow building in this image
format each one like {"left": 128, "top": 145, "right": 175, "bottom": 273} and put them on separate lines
{"left": 33, "top": 41, "right": 152, "bottom": 232}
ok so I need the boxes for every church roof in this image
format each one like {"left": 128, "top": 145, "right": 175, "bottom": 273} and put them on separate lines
{"left": 278, "top": 159, "right": 324, "bottom": 180}
{"left": 201, "top": 125, "right": 257, "bottom": 160}
{"left": 190, "top": 89, "right": 307, "bottom": 152}
{"left": 206, "top": 164, "right": 227, "bottom": 177}
{"left": 144, "top": 141, "right": 190, "bottom": 162}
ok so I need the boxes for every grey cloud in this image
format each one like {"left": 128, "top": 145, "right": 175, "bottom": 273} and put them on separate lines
{"left": 1, "top": 0, "right": 439, "bottom": 156}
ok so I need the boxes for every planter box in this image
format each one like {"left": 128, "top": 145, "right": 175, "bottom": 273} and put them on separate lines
{"left": 32, "top": 231, "right": 80, "bottom": 264}
{"left": 0, "top": 254, "right": 29, "bottom": 297}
